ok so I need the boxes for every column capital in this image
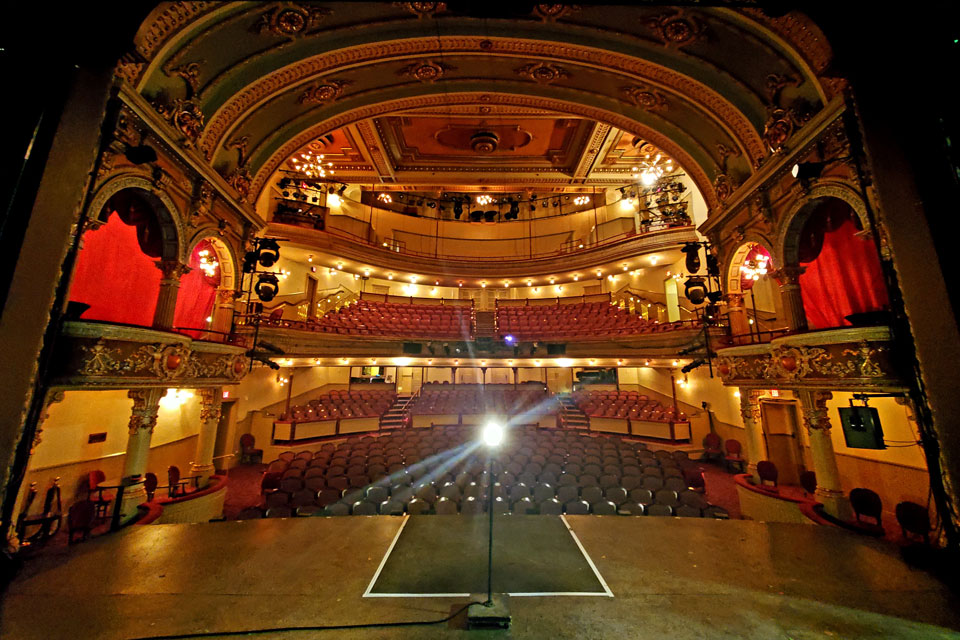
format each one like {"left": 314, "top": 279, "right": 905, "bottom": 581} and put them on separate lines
{"left": 215, "top": 288, "right": 238, "bottom": 305}
{"left": 128, "top": 388, "right": 164, "bottom": 435}
{"left": 798, "top": 390, "right": 833, "bottom": 431}
{"left": 199, "top": 388, "right": 223, "bottom": 423}
{"left": 31, "top": 390, "right": 66, "bottom": 454}
{"left": 155, "top": 259, "right": 192, "bottom": 282}
{"left": 723, "top": 292, "right": 745, "bottom": 307}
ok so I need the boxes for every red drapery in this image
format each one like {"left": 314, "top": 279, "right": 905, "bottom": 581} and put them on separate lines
{"left": 173, "top": 240, "right": 219, "bottom": 331}
{"left": 68, "top": 213, "right": 161, "bottom": 325}
{"left": 799, "top": 211, "right": 889, "bottom": 329}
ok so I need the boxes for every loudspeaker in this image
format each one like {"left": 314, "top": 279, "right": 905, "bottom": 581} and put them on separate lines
{"left": 401, "top": 342, "right": 422, "bottom": 355}
{"left": 839, "top": 406, "right": 885, "bottom": 449}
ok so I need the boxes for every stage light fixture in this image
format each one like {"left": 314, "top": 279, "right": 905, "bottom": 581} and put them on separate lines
{"left": 123, "top": 143, "right": 158, "bottom": 165}
{"left": 681, "top": 242, "right": 701, "bottom": 273}
{"left": 791, "top": 161, "right": 827, "bottom": 181}
{"left": 470, "top": 210, "right": 484, "bottom": 222}
{"left": 684, "top": 276, "right": 707, "bottom": 305}
{"left": 254, "top": 273, "right": 280, "bottom": 302}
{"left": 256, "top": 238, "right": 281, "bottom": 267}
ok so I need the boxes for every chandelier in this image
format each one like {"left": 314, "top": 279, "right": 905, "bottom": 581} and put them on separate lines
{"left": 573, "top": 195, "right": 591, "bottom": 205}
{"left": 377, "top": 192, "right": 392, "bottom": 203}
{"left": 631, "top": 150, "right": 675, "bottom": 187}
{"left": 291, "top": 151, "right": 334, "bottom": 178}
{"left": 739, "top": 252, "right": 770, "bottom": 282}
{"left": 476, "top": 194, "right": 494, "bottom": 206}
{"left": 197, "top": 248, "right": 219, "bottom": 277}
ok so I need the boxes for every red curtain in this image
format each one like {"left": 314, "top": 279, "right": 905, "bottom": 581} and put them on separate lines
{"left": 799, "top": 214, "right": 889, "bottom": 329}
{"left": 173, "top": 240, "right": 219, "bottom": 331}
{"left": 68, "top": 213, "right": 161, "bottom": 325}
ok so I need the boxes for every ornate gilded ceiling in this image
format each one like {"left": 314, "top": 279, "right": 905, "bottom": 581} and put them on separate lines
{"left": 122, "top": 2, "right": 836, "bottom": 210}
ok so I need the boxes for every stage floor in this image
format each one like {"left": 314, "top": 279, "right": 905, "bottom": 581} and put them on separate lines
{"left": 3, "top": 516, "right": 959, "bottom": 639}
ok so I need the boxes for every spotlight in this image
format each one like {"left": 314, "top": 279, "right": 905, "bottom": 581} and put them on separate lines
{"left": 680, "top": 242, "right": 701, "bottom": 273}
{"left": 454, "top": 201, "right": 464, "bottom": 219}
{"left": 255, "top": 273, "right": 280, "bottom": 302}
{"left": 337, "top": 184, "right": 347, "bottom": 195}
{"left": 256, "top": 238, "right": 281, "bottom": 268}
{"left": 278, "top": 177, "right": 293, "bottom": 189}
{"left": 706, "top": 290, "right": 723, "bottom": 304}
{"left": 683, "top": 276, "right": 707, "bottom": 305}
{"left": 506, "top": 201, "right": 520, "bottom": 220}
{"left": 791, "top": 161, "right": 827, "bottom": 181}
{"left": 706, "top": 254, "right": 720, "bottom": 277}
{"left": 484, "top": 210, "right": 497, "bottom": 222}
{"left": 482, "top": 422, "right": 505, "bottom": 448}
{"left": 504, "top": 335, "right": 515, "bottom": 344}
{"left": 242, "top": 251, "right": 258, "bottom": 274}
{"left": 681, "top": 359, "right": 706, "bottom": 374}
{"left": 470, "top": 210, "right": 484, "bottom": 222}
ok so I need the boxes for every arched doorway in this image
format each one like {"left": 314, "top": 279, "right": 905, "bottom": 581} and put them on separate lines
{"left": 725, "top": 240, "right": 782, "bottom": 341}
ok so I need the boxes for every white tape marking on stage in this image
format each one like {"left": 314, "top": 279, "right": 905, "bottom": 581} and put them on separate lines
{"left": 560, "top": 514, "right": 615, "bottom": 597}
{"left": 363, "top": 514, "right": 410, "bottom": 597}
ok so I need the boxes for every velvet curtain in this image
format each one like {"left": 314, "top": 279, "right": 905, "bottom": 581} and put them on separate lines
{"left": 173, "top": 240, "right": 219, "bottom": 331}
{"left": 799, "top": 208, "right": 889, "bottom": 329}
{"left": 68, "top": 213, "right": 162, "bottom": 326}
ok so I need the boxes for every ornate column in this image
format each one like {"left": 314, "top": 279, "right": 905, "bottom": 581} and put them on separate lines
{"left": 190, "top": 388, "right": 222, "bottom": 485}
{"left": 152, "top": 260, "right": 191, "bottom": 330}
{"left": 738, "top": 389, "right": 767, "bottom": 481}
{"left": 120, "top": 388, "right": 164, "bottom": 521}
{"left": 724, "top": 292, "right": 750, "bottom": 341}
{"left": 210, "top": 288, "right": 237, "bottom": 335}
{"left": 771, "top": 265, "right": 808, "bottom": 332}
{"left": 797, "top": 390, "right": 853, "bottom": 520}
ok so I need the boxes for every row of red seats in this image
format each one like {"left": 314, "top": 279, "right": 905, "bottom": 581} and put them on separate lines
{"left": 281, "top": 390, "right": 396, "bottom": 422}
{"left": 573, "top": 390, "right": 686, "bottom": 422}
{"left": 411, "top": 389, "right": 557, "bottom": 415}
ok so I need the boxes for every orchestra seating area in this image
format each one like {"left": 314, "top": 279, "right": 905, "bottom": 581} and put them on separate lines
{"left": 279, "top": 389, "right": 395, "bottom": 422}
{"left": 573, "top": 390, "right": 686, "bottom": 422}
{"left": 409, "top": 386, "right": 557, "bottom": 418}
{"left": 313, "top": 300, "right": 473, "bottom": 339}
{"left": 496, "top": 301, "right": 697, "bottom": 341}
{"left": 242, "top": 426, "right": 726, "bottom": 519}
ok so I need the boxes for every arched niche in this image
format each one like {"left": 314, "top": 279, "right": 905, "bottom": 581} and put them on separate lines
{"left": 186, "top": 232, "right": 238, "bottom": 292}
{"left": 724, "top": 237, "right": 777, "bottom": 295}
{"left": 778, "top": 182, "right": 870, "bottom": 267}
{"left": 86, "top": 175, "right": 183, "bottom": 262}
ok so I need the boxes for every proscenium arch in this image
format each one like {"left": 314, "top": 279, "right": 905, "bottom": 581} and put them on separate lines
{"left": 186, "top": 231, "right": 239, "bottom": 292}
{"left": 248, "top": 92, "right": 721, "bottom": 211}
{"left": 86, "top": 174, "right": 184, "bottom": 262}
{"left": 724, "top": 237, "right": 777, "bottom": 296}
{"left": 777, "top": 181, "right": 871, "bottom": 266}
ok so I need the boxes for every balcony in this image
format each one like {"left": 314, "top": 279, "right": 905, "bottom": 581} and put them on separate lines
{"left": 714, "top": 326, "right": 906, "bottom": 391}
{"left": 50, "top": 321, "right": 248, "bottom": 389}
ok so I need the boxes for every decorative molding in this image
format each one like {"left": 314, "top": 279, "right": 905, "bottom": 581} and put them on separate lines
{"left": 643, "top": 11, "right": 707, "bottom": 48}
{"left": 128, "top": 388, "right": 163, "bottom": 435}
{"left": 515, "top": 62, "right": 571, "bottom": 85}
{"left": 620, "top": 84, "right": 669, "bottom": 111}
{"left": 199, "top": 388, "right": 223, "bottom": 423}
{"left": 397, "top": 59, "right": 455, "bottom": 83}
{"left": 167, "top": 60, "right": 204, "bottom": 99}
{"left": 798, "top": 390, "right": 833, "bottom": 432}
{"left": 531, "top": 4, "right": 580, "bottom": 22}
{"left": 394, "top": 2, "right": 447, "bottom": 18}
{"left": 198, "top": 36, "right": 765, "bottom": 165}
{"left": 765, "top": 73, "right": 801, "bottom": 107}
{"left": 253, "top": 3, "right": 331, "bottom": 39}
{"left": 133, "top": 2, "right": 217, "bottom": 62}
{"left": 299, "top": 79, "right": 351, "bottom": 105}
{"left": 31, "top": 391, "right": 65, "bottom": 454}
{"left": 153, "top": 97, "right": 204, "bottom": 148}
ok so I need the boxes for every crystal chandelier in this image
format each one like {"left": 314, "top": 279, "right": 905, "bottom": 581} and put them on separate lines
{"left": 739, "top": 252, "right": 770, "bottom": 282}
{"left": 197, "top": 248, "right": 219, "bottom": 277}
{"left": 573, "top": 195, "right": 591, "bottom": 205}
{"left": 631, "top": 151, "right": 675, "bottom": 187}
{"left": 377, "top": 192, "right": 392, "bottom": 203}
{"left": 476, "top": 194, "right": 494, "bottom": 206}
{"left": 291, "top": 151, "right": 334, "bottom": 178}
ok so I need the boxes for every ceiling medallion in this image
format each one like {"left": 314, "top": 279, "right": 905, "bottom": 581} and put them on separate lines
{"left": 515, "top": 62, "right": 571, "bottom": 85}
{"left": 644, "top": 11, "right": 706, "bottom": 47}
{"left": 621, "top": 84, "right": 669, "bottom": 111}
{"left": 470, "top": 131, "right": 499, "bottom": 154}
{"left": 398, "top": 59, "right": 455, "bottom": 83}
{"left": 299, "top": 79, "right": 352, "bottom": 104}
{"left": 395, "top": 2, "right": 447, "bottom": 18}
{"left": 253, "top": 3, "right": 331, "bottom": 39}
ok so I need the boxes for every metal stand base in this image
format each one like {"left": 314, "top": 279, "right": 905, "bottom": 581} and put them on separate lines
{"left": 467, "top": 594, "right": 511, "bottom": 630}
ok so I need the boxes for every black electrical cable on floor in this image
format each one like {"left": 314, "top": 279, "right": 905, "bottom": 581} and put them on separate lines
{"left": 127, "top": 601, "right": 486, "bottom": 640}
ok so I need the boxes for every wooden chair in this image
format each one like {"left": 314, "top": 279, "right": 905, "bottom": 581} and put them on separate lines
{"left": 68, "top": 500, "right": 96, "bottom": 543}
{"left": 167, "top": 466, "right": 189, "bottom": 497}
{"left": 850, "top": 488, "right": 884, "bottom": 534}
{"left": 799, "top": 470, "right": 817, "bottom": 496}
{"left": 724, "top": 439, "right": 745, "bottom": 472}
{"left": 87, "top": 470, "right": 114, "bottom": 520}
{"left": 756, "top": 460, "right": 778, "bottom": 491}
{"left": 702, "top": 433, "right": 722, "bottom": 462}
{"left": 895, "top": 501, "right": 931, "bottom": 544}
{"left": 239, "top": 434, "right": 263, "bottom": 465}
{"left": 144, "top": 473, "right": 159, "bottom": 501}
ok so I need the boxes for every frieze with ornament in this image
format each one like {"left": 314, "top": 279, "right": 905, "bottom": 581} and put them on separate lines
{"left": 253, "top": 3, "right": 331, "bottom": 38}
{"left": 395, "top": 2, "right": 447, "bottom": 18}
{"left": 153, "top": 98, "right": 204, "bottom": 147}
{"left": 299, "top": 79, "right": 351, "bottom": 105}
{"left": 515, "top": 62, "right": 570, "bottom": 85}
{"left": 398, "top": 59, "right": 455, "bottom": 83}
{"left": 643, "top": 11, "right": 707, "bottom": 47}
{"left": 55, "top": 331, "right": 247, "bottom": 389}
{"left": 715, "top": 335, "right": 901, "bottom": 389}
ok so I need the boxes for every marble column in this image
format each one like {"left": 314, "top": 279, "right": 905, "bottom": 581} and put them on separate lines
{"left": 152, "top": 260, "right": 191, "bottom": 330}
{"left": 772, "top": 265, "right": 808, "bottom": 332}
{"left": 210, "top": 288, "right": 237, "bottom": 336}
{"left": 797, "top": 390, "right": 853, "bottom": 520}
{"left": 724, "top": 292, "right": 750, "bottom": 341}
{"left": 190, "top": 388, "right": 222, "bottom": 485}
{"left": 738, "top": 389, "right": 767, "bottom": 481}
{"left": 120, "top": 388, "right": 164, "bottom": 522}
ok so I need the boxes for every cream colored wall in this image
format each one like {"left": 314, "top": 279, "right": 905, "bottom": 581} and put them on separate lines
{"left": 618, "top": 366, "right": 740, "bottom": 427}
{"left": 233, "top": 365, "right": 351, "bottom": 420}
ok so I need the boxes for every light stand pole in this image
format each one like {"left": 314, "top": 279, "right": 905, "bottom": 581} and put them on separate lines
{"left": 467, "top": 421, "right": 511, "bottom": 630}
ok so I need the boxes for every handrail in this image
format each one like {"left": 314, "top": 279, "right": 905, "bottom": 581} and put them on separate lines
{"left": 359, "top": 292, "right": 473, "bottom": 307}
{"left": 273, "top": 217, "right": 696, "bottom": 263}
{"left": 496, "top": 293, "right": 611, "bottom": 307}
